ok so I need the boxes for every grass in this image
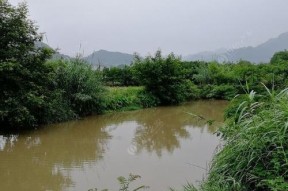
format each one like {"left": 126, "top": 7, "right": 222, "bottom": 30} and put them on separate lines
{"left": 103, "top": 86, "right": 145, "bottom": 112}
{"left": 103, "top": 86, "right": 160, "bottom": 112}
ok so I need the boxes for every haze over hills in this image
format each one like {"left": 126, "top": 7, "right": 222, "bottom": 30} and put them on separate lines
{"left": 36, "top": 42, "right": 134, "bottom": 67}
{"left": 39, "top": 32, "right": 288, "bottom": 66}
{"left": 184, "top": 32, "right": 288, "bottom": 63}
{"left": 83, "top": 50, "right": 134, "bottom": 67}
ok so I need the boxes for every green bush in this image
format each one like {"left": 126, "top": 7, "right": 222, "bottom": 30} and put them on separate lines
{"left": 0, "top": 1, "right": 58, "bottom": 129}
{"left": 102, "top": 65, "right": 138, "bottom": 86}
{"left": 52, "top": 59, "right": 105, "bottom": 116}
{"left": 133, "top": 50, "right": 193, "bottom": 105}
{"left": 0, "top": 1, "right": 81, "bottom": 130}
{"left": 270, "top": 50, "right": 288, "bottom": 65}
{"left": 137, "top": 89, "right": 160, "bottom": 108}
{"left": 201, "top": 84, "right": 237, "bottom": 100}
{"left": 0, "top": 0, "right": 41, "bottom": 62}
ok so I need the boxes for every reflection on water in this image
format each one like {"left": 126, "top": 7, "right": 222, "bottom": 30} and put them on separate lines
{"left": 0, "top": 100, "right": 227, "bottom": 191}
{"left": 132, "top": 100, "right": 226, "bottom": 157}
{"left": 0, "top": 122, "right": 111, "bottom": 191}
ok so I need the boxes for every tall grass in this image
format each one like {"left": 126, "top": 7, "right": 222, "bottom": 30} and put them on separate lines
{"left": 192, "top": 88, "right": 288, "bottom": 191}
{"left": 104, "top": 87, "right": 144, "bottom": 111}
{"left": 103, "top": 86, "right": 159, "bottom": 111}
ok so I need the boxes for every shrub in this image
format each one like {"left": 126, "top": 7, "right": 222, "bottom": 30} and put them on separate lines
{"left": 133, "top": 50, "right": 193, "bottom": 105}
{"left": 201, "top": 84, "right": 237, "bottom": 100}
{"left": 53, "top": 59, "right": 105, "bottom": 116}
{"left": 270, "top": 50, "right": 288, "bottom": 65}
{"left": 0, "top": 0, "right": 42, "bottom": 62}
{"left": 0, "top": 1, "right": 59, "bottom": 129}
{"left": 137, "top": 90, "right": 160, "bottom": 108}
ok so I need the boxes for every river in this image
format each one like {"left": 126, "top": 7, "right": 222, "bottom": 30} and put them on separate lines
{"left": 0, "top": 100, "right": 228, "bottom": 191}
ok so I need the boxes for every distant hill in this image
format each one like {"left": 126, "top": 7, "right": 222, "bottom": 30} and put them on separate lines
{"left": 184, "top": 32, "right": 288, "bottom": 63}
{"left": 35, "top": 43, "right": 134, "bottom": 67}
{"left": 83, "top": 50, "right": 134, "bottom": 67}
{"left": 35, "top": 41, "right": 70, "bottom": 60}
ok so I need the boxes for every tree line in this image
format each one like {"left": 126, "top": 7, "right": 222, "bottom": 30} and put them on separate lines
{"left": 103, "top": 49, "right": 288, "bottom": 102}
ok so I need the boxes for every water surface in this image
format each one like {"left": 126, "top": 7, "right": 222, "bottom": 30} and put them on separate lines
{"left": 0, "top": 100, "right": 228, "bottom": 191}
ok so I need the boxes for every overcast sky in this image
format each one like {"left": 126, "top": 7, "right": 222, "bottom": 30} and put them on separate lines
{"left": 9, "top": 0, "right": 288, "bottom": 56}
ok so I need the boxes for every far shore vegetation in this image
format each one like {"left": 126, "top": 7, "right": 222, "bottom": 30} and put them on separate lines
{"left": 1, "top": 1, "right": 288, "bottom": 191}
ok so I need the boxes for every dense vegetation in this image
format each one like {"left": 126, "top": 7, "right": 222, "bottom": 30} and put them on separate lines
{"left": 132, "top": 51, "right": 199, "bottom": 104}
{"left": 1, "top": 0, "right": 57, "bottom": 128}
{"left": 0, "top": 1, "right": 106, "bottom": 130}
{"left": 103, "top": 50, "right": 288, "bottom": 102}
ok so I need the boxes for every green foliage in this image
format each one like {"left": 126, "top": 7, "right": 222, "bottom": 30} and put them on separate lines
{"left": 0, "top": 0, "right": 42, "bottom": 62}
{"left": 103, "top": 86, "right": 159, "bottom": 111}
{"left": 232, "top": 61, "right": 257, "bottom": 86}
{"left": 52, "top": 59, "right": 105, "bottom": 116}
{"left": 270, "top": 50, "right": 288, "bottom": 64}
{"left": 0, "top": 0, "right": 106, "bottom": 130}
{"left": 104, "top": 86, "right": 144, "bottom": 111}
{"left": 98, "top": 50, "right": 288, "bottom": 110}
{"left": 206, "top": 84, "right": 237, "bottom": 100}
{"left": 133, "top": 50, "right": 195, "bottom": 105}
{"left": 0, "top": 1, "right": 61, "bottom": 129}
{"left": 191, "top": 62, "right": 211, "bottom": 86}
{"left": 102, "top": 65, "right": 138, "bottom": 86}
{"left": 224, "top": 94, "right": 252, "bottom": 120}
{"left": 137, "top": 89, "right": 160, "bottom": 108}
{"left": 196, "top": 88, "right": 288, "bottom": 191}
{"left": 0, "top": 53, "right": 70, "bottom": 128}
{"left": 0, "top": 1, "right": 73, "bottom": 129}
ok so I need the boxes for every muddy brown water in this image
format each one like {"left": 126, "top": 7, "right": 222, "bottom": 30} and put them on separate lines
{"left": 0, "top": 100, "right": 228, "bottom": 191}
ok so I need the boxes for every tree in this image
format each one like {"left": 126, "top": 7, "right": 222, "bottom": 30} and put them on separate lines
{"left": 0, "top": 0, "right": 42, "bottom": 62}
{"left": 102, "top": 65, "right": 138, "bottom": 86}
{"left": 53, "top": 59, "right": 105, "bottom": 116}
{"left": 133, "top": 50, "right": 197, "bottom": 105}
{"left": 270, "top": 50, "right": 288, "bottom": 65}
{"left": 0, "top": 0, "right": 59, "bottom": 129}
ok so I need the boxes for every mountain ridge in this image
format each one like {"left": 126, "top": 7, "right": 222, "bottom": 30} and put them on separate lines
{"left": 184, "top": 32, "right": 288, "bottom": 63}
{"left": 83, "top": 49, "right": 134, "bottom": 67}
{"left": 38, "top": 31, "right": 288, "bottom": 65}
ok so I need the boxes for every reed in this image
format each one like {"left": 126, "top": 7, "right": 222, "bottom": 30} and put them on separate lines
{"left": 192, "top": 88, "right": 288, "bottom": 191}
